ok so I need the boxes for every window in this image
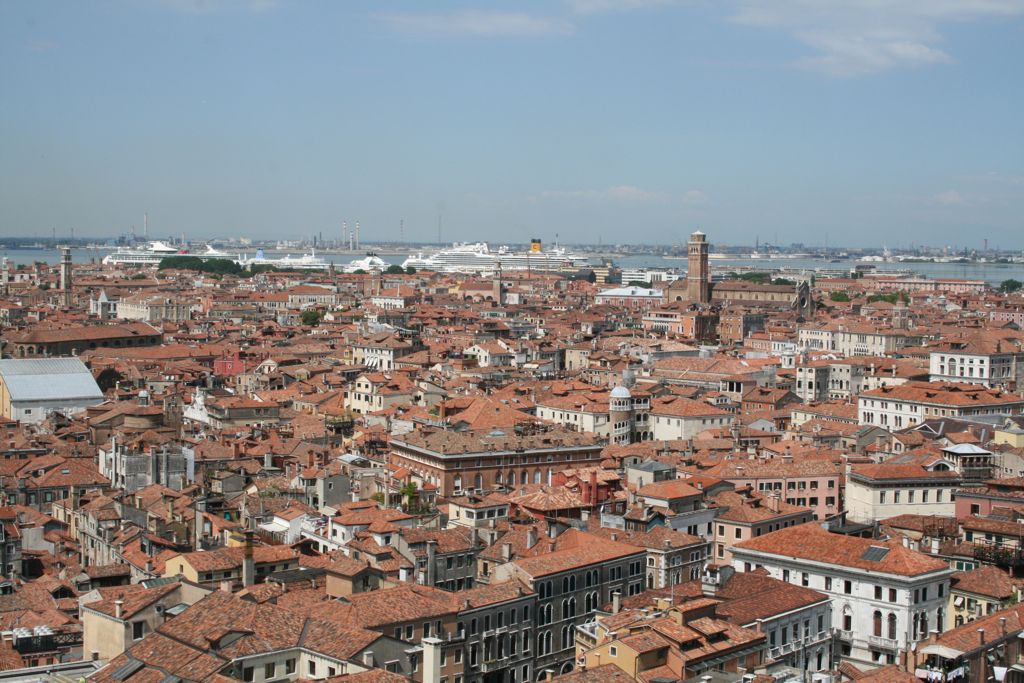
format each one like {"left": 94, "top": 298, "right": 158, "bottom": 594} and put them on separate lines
{"left": 243, "top": 667, "right": 254, "bottom": 682}
{"left": 609, "top": 646, "right": 618, "bottom": 657}
{"left": 844, "top": 580, "right": 852, "bottom": 594}
{"left": 308, "top": 661, "right": 317, "bottom": 676}
{"left": 285, "top": 659, "right": 296, "bottom": 675}
{"left": 875, "top": 586, "right": 883, "bottom": 600}
{"left": 889, "top": 588, "right": 897, "bottom": 603}
{"left": 825, "top": 577, "right": 833, "bottom": 591}
{"left": 132, "top": 622, "right": 145, "bottom": 640}
{"left": 802, "top": 573, "right": 809, "bottom": 587}
{"left": 264, "top": 663, "right": 275, "bottom": 679}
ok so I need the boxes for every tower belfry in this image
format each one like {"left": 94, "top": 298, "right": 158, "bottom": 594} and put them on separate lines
{"left": 686, "top": 231, "right": 711, "bottom": 304}
{"left": 60, "top": 246, "right": 73, "bottom": 308}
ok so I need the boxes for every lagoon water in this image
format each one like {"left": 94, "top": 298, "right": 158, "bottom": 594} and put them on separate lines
{"left": 6, "top": 247, "right": 1023, "bottom": 286}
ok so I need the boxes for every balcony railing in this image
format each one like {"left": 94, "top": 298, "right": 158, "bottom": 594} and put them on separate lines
{"left": 868, "top": 635, "right": 899, "bottom": 650}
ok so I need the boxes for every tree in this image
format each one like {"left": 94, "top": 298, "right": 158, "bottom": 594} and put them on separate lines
{"left": 830, "top": 291, "right": 851, "bottom": 302}
{"left": 353, "top": 269, "right": 367, "bottom": 275}
{"left": 385, "top": 264, "right": 405, "bottom": 275}
{"left": 300, "top": 309, "right": 321, "bottom": 326}
{"left": 772, "top": 278, "right": 796, "bottom": 286}
{"left": 626, "top": 281, "right": 652, "bottom": 288}
{"left": 399, "top": 481, "right": 418, "bottom": 511}
{"left": 405, "top": 265, "right": 417, "bottom": 275}
{"left": 999, "top": 279, "right": 1023, "bottom": 293}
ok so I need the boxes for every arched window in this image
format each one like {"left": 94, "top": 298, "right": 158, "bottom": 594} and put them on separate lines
{"left": 534, "top": 469, "right": 542, "bottom": 484}
{"left": 585, "top": 571, "right": 593, "bottom": 588}
{"left": 568, "top": 598, "right": 576, "bottom": 617}
{"left": 495, "top": 472, "right": 502, "bottom": 486}
{"left": 561, "top": 625, "right": 572, "bottom": 649}
{"left": 521, "top": 471, "right": 528, "bottom": 485}
{"left": 474, "top": 473, "right": 483, "bottom": 490}
{"left": 562, "top": 577, "right": 569, "bottom": 593}
{"left": 569, "top": 575, "right": 577, "bottom": 591}
{"left": 888, "top": 613, "right": 898, "bottom": 640}
{"left": 453, "top": 475, "right": 462, "bottom": 491}
{"left": 873, "top": 611, "right": 882, "bottom": 637}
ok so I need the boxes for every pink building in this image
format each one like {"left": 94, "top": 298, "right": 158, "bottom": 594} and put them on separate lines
{"left": 955, "top": 478, "right": 1024, "bottom": 518}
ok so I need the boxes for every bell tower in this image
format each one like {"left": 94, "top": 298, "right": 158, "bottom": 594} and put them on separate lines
{"left": 686, "top": 231, "right": 710, "bottom": 304}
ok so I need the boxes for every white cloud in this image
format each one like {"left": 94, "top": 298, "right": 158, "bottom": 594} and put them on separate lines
{"left": 536, "top": 185, "right": 665, "bottom": 202}
{"left": 731, "top": 0, "right": 1024, "bottom": 76}
{"left": 681, "top": 189, "right": 709, "bottom": 205}
{"left": 934, "top": 190, "right": 965, "bottom": 205}
{"left": 566, "top": 0, "right": 675, "bottom": 15}
{"left": 152, "top": 0, "right": 278, "bottom": 13}
{"left": 378, "top": 10, "right": 574, "bottom": 38}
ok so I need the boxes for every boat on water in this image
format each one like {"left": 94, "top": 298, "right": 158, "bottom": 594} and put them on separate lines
{"left": 101, "top": 241, "right": 186, "bottom": 266}
{"left": 340, "top": 254, "right": 390, "bottom": 273}
{"left": 236, "top": 248, "right": 330, "bottom": 271}
{"left": 401, "top": 240, "right": 588, "bottom": 273}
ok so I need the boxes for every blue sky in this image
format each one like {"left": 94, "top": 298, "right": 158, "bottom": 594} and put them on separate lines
{"left": 1, "top": 1, "right": 1022, "bottom": 248}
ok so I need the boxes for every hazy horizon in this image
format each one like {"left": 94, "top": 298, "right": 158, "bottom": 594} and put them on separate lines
{"left": 2, "top": 1, "right": 1022, "bottom": 248}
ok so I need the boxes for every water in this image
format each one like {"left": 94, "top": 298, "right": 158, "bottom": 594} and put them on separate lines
{"left": 6, "top": 247, "right": 1022, "bottom": 286}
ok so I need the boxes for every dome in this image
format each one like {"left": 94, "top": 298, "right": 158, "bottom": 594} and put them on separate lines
{"left": 610, "top": 386, "right": 632, "bottom": 399}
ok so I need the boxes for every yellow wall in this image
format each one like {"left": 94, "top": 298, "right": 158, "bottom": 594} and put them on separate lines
{"left": 993, "top": 429, "right": 1024, "bottom": 448}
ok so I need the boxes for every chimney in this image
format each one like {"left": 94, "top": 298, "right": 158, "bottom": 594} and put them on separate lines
{"left": 501, "top": 542, "right": 512, "bottom": 561}
{"left": 426, "top": 540, "right": 437, "bottom": 586}
{"left": 612, "top": 591, "right": 621, "bottom": 614}
{"left": 979, "top": 628, "right": 986, "bottom": 646}
{"left": 589, "top": 470, "right": 598, "bottom": 506}
{"left": 930, "top": 536, "right": 940, "bottom": 554}
{"left": 362, "top": 651, "right": 374, "bottom": 668}
{"left": 114, "top": 600, "right": 123, "bottom": 620}
{"left": 263, "top": 452, "right": 273, "bottom": 470}
{"left": 421, "top": 637, "right": 443, "bottom": 683}
{"left": 527, "top": 527, "right": 538, "bottom": 550}
{"left": 1001, "top": 617, "right": 1008, "bottom": 636}
{"left": 194, "top": 496, "right": 207, "bottom": 549}
{"left": 610, "top": 532, "right": 618, "bottom": 542}
{"left": 242, "top": 530, "right": 256, "bottom": 588}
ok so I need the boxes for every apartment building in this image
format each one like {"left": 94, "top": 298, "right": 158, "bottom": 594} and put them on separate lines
{"left": 732, "top": 524, "right": 954, "bottom": 668}
{"left": 389, "top": 427, "right": 603, "bottom": 498}
{"left": 845, "top": 463, "right": 961, "bottom": 523}
{"left": 493, "top": 528, "right": 649, "bottom": 676}
{"left": 709, "top": 488, "right": 814, "bottom": 564}
{"left": 858, "top": 381, "right": 1024, "bottom": 430}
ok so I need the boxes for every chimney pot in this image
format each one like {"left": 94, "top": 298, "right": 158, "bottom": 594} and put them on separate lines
{"left": 114, "top": 599, "right": 124, "bottom": 619}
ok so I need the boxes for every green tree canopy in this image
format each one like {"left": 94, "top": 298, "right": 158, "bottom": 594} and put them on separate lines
{"left": 829, "top": 291, "right": 851, "bottom": 302}
{"left": 385, "top": 264, "right": 405, "bottom": 275}
{"left": 300, "top": 309, "right": 321, "bottom": 326}
{"left": 999, "top": 279, "right": 1023, "bottom": 293}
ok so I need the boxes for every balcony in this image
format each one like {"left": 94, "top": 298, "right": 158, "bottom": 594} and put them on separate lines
{"left": 480, "top": 658, "right": 509, "bottom": 673}
{"left": 868, "top": 635, "right": 899, "bottom": 651}
{"left": 837, "top": 629, "right": 854, "bottom": 642}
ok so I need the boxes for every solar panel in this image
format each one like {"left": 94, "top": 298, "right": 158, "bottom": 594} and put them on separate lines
{"left": 861, "top": 546, "right": 890, "bottom": 562}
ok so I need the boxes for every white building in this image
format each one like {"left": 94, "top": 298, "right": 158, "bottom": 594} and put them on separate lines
{"left": 732, "top": 523, "right": 953, "bottom": 669}
{"left": 858, "top": 381, "right": 1024, "bottom": 430}
{"left": 845, "top": 462, "right": 960, "bottom": 523}
{"left": 929, "top": 336, "right": 1024, "bottom": 388}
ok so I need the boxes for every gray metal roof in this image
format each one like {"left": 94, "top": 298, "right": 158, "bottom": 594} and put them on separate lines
{"left": 0, "top": 358, "right": 103, "bottom": 402}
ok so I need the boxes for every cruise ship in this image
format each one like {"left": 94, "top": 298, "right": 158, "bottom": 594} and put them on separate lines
{"left": 340, "top": 254, "right": 391, "bottom": 273}
{"left": 401, "top": 239, "right": 589, "bottom": 273}
{"left": 236, "top": 249, "right": 330, "bottom": 271}
{"left": 101, "top": 241, "right": 186, "bottom": 266}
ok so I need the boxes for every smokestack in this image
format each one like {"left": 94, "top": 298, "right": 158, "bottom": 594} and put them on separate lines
{"left": 527, "top": 527, "right": 538, "bottom": 550}
{"left": 242, "top": 531, "right": 255, "bottom": 588}
{"left": 612, "top": 591, "right": 621, "bottom": 614}
{"left": 114, "top": 599, "right": 123, "bottom": 619}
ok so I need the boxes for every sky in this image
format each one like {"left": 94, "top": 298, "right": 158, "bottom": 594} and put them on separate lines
{"left": 1, "top": 1, "right": 1023, "bottom": 248}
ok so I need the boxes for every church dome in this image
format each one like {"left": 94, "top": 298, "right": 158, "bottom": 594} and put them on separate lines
{"left": 610, "top": 386, "right": 632, "bottom": 399}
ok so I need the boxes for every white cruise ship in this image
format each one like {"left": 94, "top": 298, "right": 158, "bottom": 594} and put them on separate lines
{"left": 340, "top": 254, "right": 391, "bottom": 273}
{"left": 401, "top": 240, "right": 589, "bottom": 273}
{"left": 236, "top": 249, "right": 330, "bottom": 271}
{"left": 101, "top": 241, "right": 185, "bottom": 266}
